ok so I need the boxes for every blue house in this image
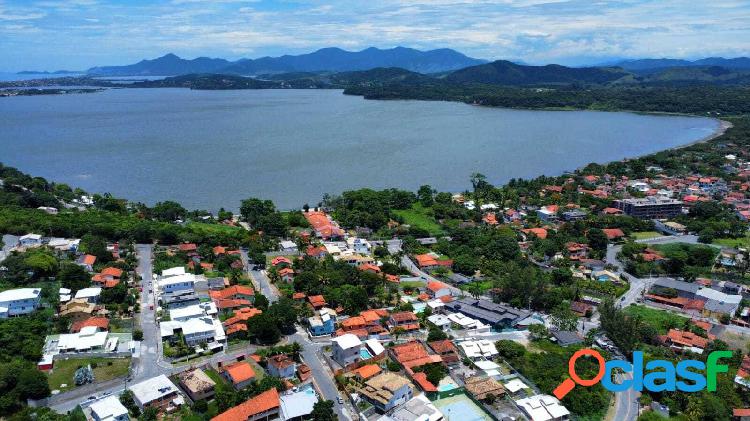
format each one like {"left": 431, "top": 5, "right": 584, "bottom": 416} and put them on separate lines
{"left": 307, "top": 309, "right": 335, "bottom": 336}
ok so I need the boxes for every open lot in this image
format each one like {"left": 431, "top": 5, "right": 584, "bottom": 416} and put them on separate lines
{"left": 47, "top": 357, "right": 131, "bottom": 392}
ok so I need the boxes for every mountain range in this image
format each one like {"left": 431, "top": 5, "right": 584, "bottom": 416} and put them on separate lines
{"left": 613, "top": 57, "right": 750, "bottom": 72}
{"left": 86, "top": 47, "right": 486, "bottom": 76}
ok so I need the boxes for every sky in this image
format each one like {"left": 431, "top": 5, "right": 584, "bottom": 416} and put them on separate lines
{"left": 1, "top": 0, "right": 749, "bottom": 71}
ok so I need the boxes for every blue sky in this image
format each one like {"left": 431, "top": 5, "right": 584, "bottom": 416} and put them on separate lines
{"left": 1, "top": 0, "right": 749, "bottom": 71}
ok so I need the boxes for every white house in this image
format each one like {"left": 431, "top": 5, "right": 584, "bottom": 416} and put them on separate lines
{"left": 279, "top": 240, "right": 298, "bottom": 253}
{"left": 332, "top": 333, "right": 362, "bottom": 367}
{"left": 516, "top": 395, "right": 570, "bottom": 421}
{"left": 128, "top": 375, "right": 183, "bottom": 411}
{"left": 347, "top": 237, "right": 372, "bottom": 255}
{"left": 19, "top": 233, "right": 42, "bottom": 248}
{"left": 457, "top": 339, "right": 498, "bottom": 360}
{"left": 88, "top": 395, "right": 130, "bottom": 421}
{"left": 0, "top": 288, "right": 41, "bottom": 318}
{"left": 75, "top": 287, "right": 102, "bottom": 303}
{"left": 160, "top": 316, "right": 225, "bottom": 348}
{"left": 56, "top": 326, "right": 109, "bottom": 353}
{"left": 161, "top": 266, "right": 186, "bottom": 278}
{"left": 158, "top": 273, "right": 196, "bottom": 294}
{"left": 427, "top": 314, "right": 451, "bottom": 332}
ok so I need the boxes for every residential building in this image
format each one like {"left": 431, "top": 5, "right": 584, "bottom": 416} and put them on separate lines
{"left": 308, "top": 308, "right": 336, "bottom": 336}
{"left": 54, "top": 326, "right": 110, "bottom": 353}
{"left": 0, "top": 288, "right": 41, "bottom": 318}
{"left": 221, "top": 361, "right": 257, "bottom": 390}
{"left": 74, "top": 287, "right": 102, "bottom": 303}
{"left": 375, "top": 394, "right": 444, "bottom": 421}
{"left": 158, "top": 273, "right": 196, "bottom": 295}
{"left": 516, "top": 395, "right": 570, "bottom": 421}
{"left": 613, "top": 197, "right": 683, "bottom": 219}
{"left": 465, "top": 376, "right": 506, "bottom": 401}
{"left": 178, "top": 368, "right": 216, "bottom": 401}
{"left": 160, "top": 315, "right": 226, "bottom": 348}
{"left": 332, "top": 333, "right": 362, "bottom": 367}
{"left": 128, "top": 375, "right": 183, "bottom": 412}
{"left": 76, "top": 254, "right": 97, "bottom": 271}
{"left": 356, "top": 372, "right": 414, "bottom": 413}
{"left": 279, "top": 240, "right": 298, "bottom": 253}
{"left": 457, "top": 340, "right": 498, "bottom": 361}
{"left": 88, "top": 395, "right": 130, "bottom": 421}
{"left": 267, "top": 354, "right": 297, "bottom": 379}
{"left": 425, "top": 281, "right": 452, "bottom": 299}
{"left": 18, "top": 233, "right": 42, "bottom": 247}
{"left": 428, "top": 340, "right": 460, "bottom": 364}
{"left": 279, "top": 387, "right": 320, "bottom": 421}
{"left": 211, "top": 388, "right": 280, "bottom": 421}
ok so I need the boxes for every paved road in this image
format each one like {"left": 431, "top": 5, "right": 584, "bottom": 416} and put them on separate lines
{"left": 612, "top": 372, "right": 639, "bottom": 421}
{"left": 241, "top": 252, "right": 350, "bottom": 420}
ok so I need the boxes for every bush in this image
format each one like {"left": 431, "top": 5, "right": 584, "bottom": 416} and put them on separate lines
{"left": 132, "top": 330, "right": 144, "bottom": 341}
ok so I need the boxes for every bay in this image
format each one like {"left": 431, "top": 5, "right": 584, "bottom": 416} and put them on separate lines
{"left": 0, "top": 88, "right": 719, "bottom": 210}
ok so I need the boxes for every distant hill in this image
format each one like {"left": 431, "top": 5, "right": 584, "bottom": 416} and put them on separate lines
{"left": 642, "top": 66, "right": 750, "bottom": 85}
{"left": 131, "top": 73, "right": 279, "bottom": 89}
{"left": 88, "top": 53, "right": 231, "bottom": 76}
{"left": 85, "top": 47, "right": 486, "bottom": 76}
{"left": 445, "top": 60, "right": 631, "bottom": 86}
{"left": 616, "top": 57, "right": 750, "bottom": 72}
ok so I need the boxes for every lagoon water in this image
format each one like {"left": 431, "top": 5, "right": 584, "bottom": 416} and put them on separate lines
{"left": 0, "top": 88, "right": 719, "bottom": 210}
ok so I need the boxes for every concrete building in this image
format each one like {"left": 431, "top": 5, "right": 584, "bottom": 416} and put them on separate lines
{"left": 613, "top": 197, "right": 683, "bottom": 219}
{"left": 332, "top": 333, "right": 362, "bottom": 367}
{"left": 375, "top": 394, "right": 443, "bottom": 421}
{"left": 356, "top": 372, "right": 414, "bottom": 413}
{"left": 88, "top": 395, "right": 130, "bottom": 421}
{"left": 267, "top": 354, "right": 297, "bottom": 379}
{"left": 178, "top": 368, "right": 216, "bottom": 401}
{"left": 279, "top": 387, "right": 319, "bottom": 421}
{"left": 128, "top": 375, "right": 184, "bottom": 412}
{"left": 0, "top": 288, "right": 41, "bottom": 318}
{"left": 516, "top": 395, "right": 570, "bottom": 421}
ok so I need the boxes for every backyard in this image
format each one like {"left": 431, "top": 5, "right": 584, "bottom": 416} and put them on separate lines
{"left": 47, "top": 357, "right": 131, "bottom": 391}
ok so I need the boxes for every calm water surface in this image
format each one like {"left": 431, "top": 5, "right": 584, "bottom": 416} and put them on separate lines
{"left": 0, "top": 88, "right": 719, "bottom": 210}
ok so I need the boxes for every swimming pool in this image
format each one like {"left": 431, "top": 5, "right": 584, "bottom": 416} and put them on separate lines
{"left": 360, "top": 348, "right": 373, "bottom": 360}
{"left": 432, "top": 394, "right": 493, "bottom": 421}
{"left": 412, "top": 302, "right": 427, "bottom": 313}
{"left": 437, "top": 382, "right": 458, "bottom": 392}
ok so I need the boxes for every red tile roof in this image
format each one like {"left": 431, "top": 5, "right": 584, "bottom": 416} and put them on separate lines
{"left": 71, "top": 317, "right": 109, "bottom": 333}
{"left": 100, "top": 267, "right": 123, "bottom": 277}
{"left": 210, "top": 285, "right": 255, "bottom": 301}
{"left": 211, "top": 388, "right": 279, "bottom": 421}
{"left": 521, "top": 228, "right": 548, "bottom": 239}
{"left": 390, "top": 312, "right": 418, "bottom": 323}
{"left": 223, "top": 361, "right": 256, "bottom": 384}
{"left": 602, "top": 228, "right": 625, "bottom": 239}
{"left": 308, "top": 295, "right": 326, "bottom": 308}
{"left": 412, "top": 372, "right": 438, "bottom": 392}
{"left": 178, "top": 243, "right": 197, "bottom": 252}
{"left": 353, "top": 364, "right": 381, "bottom": 380}
{"left": 426, "top": 281, "right": 450, "bottom": 293}
{"left": 81, "top": 254, "right": 97, "bottom": 266}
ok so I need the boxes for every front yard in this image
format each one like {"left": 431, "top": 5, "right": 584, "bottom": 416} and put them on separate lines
{"left": 47, "top": 357, "right": 131, "bottom": 391}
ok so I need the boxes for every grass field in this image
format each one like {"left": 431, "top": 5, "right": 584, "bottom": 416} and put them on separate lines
{"left": 632, "top": 231, "right": 663, "bottom": 240}
{"left": 713, "top": 232, "right": 750, "bottom": 248}
{"left": 187, "top": 222, "right": 244, "bottom": 235}
{"left": 393, "top": 203, "right": 443, "bottom": 235}
{"left": 623, "top": 305, "right": 689, "bottom": 334}
{"left": 47, "top": 357, "right": 131, "bottom": 391}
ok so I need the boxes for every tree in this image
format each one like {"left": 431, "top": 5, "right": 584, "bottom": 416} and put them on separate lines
{"left": 495, "top": 340, "right": 526, "bottom": 360}
{"left": 550, "top": 302, "right": 578, "bottom": 331}
{"left": 151, "top": 201, "right": 187, "bottom": 222}
{"left": 311, "top": 400, "right": 336, "bottom": 421}
{"left": 141, "top": 406, "right": 158, "bottom": 421}
{"left": 57, "top": 263, "right": 90, "bottom": 292}
{"left": 427, "top": 327, "right": 447, "bottom": 342}
{"left": 417, "top": 185, "right": 434, "bottom": 207}
{"left": 240, "top": 198, "right": 277, "bottom": 226}
{"left": 247, "top": 313, "right": 281, "bottom": 343}
{"left": 254, "top": 293, "right": 269, "bottom": 311}
{"left": 586, "top": 228, "right": 608, "bottom": 254}
{"left": 119, "top": 390, "right": 140, "bottom": 417}
{"left": 528, "top": 324, "right": 549, "bottom": 341}
{"left": 15, "top": 368, "right": 50, "bottom": 399}
{"left": 80, "top": 234, "right": 111, "bottom": 263}
{"left": 132, "top": 330, "right": 143, "bottom": 341}
{"left": 268, "top": 298, "right": 298, "bottom": 332}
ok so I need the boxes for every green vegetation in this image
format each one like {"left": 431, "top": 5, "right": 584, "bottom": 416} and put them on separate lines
{"left": 393, "top": 203, "right": 443, "bottom": 235}
{"left": 632, "top": 231, "right": 662, "bottom": 240}
{"left": 623, "top": 305, "right": 689, "bottom": 335}
{"left": 47, "top": 357, "right": 131, "bottom": 391}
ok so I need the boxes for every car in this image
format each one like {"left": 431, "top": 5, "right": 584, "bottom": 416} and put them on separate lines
{"left": 337, "top": 397, "right": 344, "bottom": 404}
{"left": 149, "top": 304, "right": 154, "bottom": 310}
